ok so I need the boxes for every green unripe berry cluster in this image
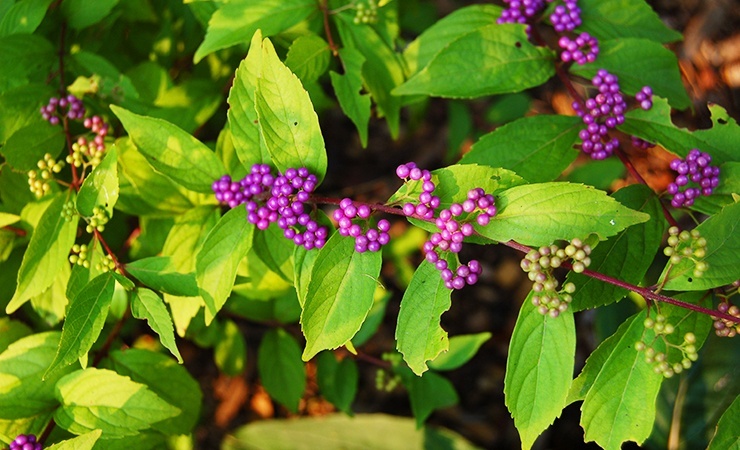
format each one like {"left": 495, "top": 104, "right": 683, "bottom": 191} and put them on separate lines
{"left": 61, "top": 201, "right": 77, "bottom": 222}
{"left": 67, "top": 136, "right": 105, "bottom": 168}
{"left": 712, "top": 302, "right": 740, "bottom": 338}
{"left": 85, "top": 206, "right": 109, "bottom": 233}
{"left": 96, "top": 254, "right": 117, "bottom": 272}
{"left": 374, "top": 368, "right": 400, "bottom": 392}
{"left": 663, "top": 226, "right": 708, "bottom": 278}
{"left": 636, "top": 314, "right": 700, "bottom": 378}
{"left": 353, "top": 0, "right": 378, "bottom": 24}
{"left": 69, "top": 244, "right": 90, "bottom": 268}
{"left": 520, "top": 239, "right": 591, "bottom": 317}
{"left": 27, "top": 153, "right": 64, "bottom": 197}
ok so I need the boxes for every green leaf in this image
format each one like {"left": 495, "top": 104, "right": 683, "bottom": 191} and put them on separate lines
{"left": 126, "top": 256, "right": 199, "bottom": 297}
{"left": 31, "top": 259, "right": 70, "bottom": 327}
{"left": 130, "top": 288, "right": 183, "bottom": 363}
{"left": 252, "top": 223, "right": 295, "bottom": 282}
{"left": 0, "top": 318, "right": 31, "bottom": 354}
{"left": 227, "top": 30, "right": 270, "bottom": 168}
{"left": 196, "top": 207, "right": 254, "bottom": 324}
{"left": 214, "top": 319, "right": 247, "bottom": 376}
{"left": 692, "top": 162, "right": 740, "bottom": 215}
{"left": 255, "top": 36, "right": 327, "bottom": 183}
{"left": 0, "top": 122, "right": 64, "bottom": 171}
{"left": 406, "top": 371, "right": 458, "bottom": 428}
{"left": 222, "top": 414, "right": 479, "bottom": 450}
{"left": 429, "top": 332, "right": 491, "bottom": 371}
{"left": 0, "top": 212, "right": 20, "bottom": 229}
{"left": 504, "top": 294, "right": 575, "bottom": 450}
{"left": 0, "top": 0, "right": 54, "bottom": 37}
{"left": 351, "top": 289, "right": 390, "bottom": 347}
{"left": 285, "top": 34, "right": 331, "bottom": 84}
{"left": 54, "top": 367, "right": 180, "bottom": 438}
{"left": 402, "top": 4, "right": 503, "bottom": 75}
{"left": 579, "top": 309, "right": 663, "bottom": 450}
{"left": 257, "top": 328, "right": 306, "bottom": 413}
{"left": 476, "top": 182, "right": 651, "bottom": 246}
{"left": 395, "top": 260, "right": 452, "bottom": 376}
{"left": 393, "top": 24, "right": 555, "bottom": 98}
{"left": 578, "top": 0, "right": 683, "bottom": 43}
{"left": 61, "top": 0, "right": 118, "bottom": 29}
{"left": 194, "top": 0, "right": 315, "bottom": 63}
{"left": 662, "top": 201, "right": 740, "bottom": 291}
{"left": 568, "top": 184, "right": 666, "bottom": 311}
{"left": 111, "top": 105, "right": 226, "bottom": 194}
{"left": 76, "top": 146, "right": 119, "bottom": 217}
{"left": 571, "top": 38, "right": 690, "bottom": 110}
{"left": 316, "top": 351, "right": 358, "bottom": 414}
{"left": 460, "top": 115, "right": 581, "bottom": 182}
{"left": 0, "top": 332, "right": 78, "bottom": 419}
{"left": 0, "top": 83, "right": 55, "bottom": 142}
{"left": 45, "top": 429, "right": 102, "bottom": 450}
{"left": 707, "top": 384, "right": 740, "bottom": 449}
{"left": 44, "top": 273, "right": 116, "bottom": 378}
{"left": 6, "top": 193, "right": 78, "bottom": 313}
{"left": 108, "top": 349, "right": 201, "bottom": 436}
{"left": 300, "top": 233, "right": 382, "bottom": 360}
{"left": 620, "top": 99, "right": 738, "bottom": 165}
{"left": 330, "top": 47, "right": 371, "bottom": 148}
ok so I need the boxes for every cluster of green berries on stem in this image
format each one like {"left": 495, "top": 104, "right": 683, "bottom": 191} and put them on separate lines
{"left": 61, "top": 200, "right": 77, "bottom": 222}
{"left": 85, "top": 206, "right": 109, "bottom": 234}
{"left": 353, "top": 0, "right": 378, "bottom": 24}
{"left": 520, "top": 238, "right": 592, "bottom": 317}
{"left": 8, "top": 433, "right": 42, "bottom": 450}
{"left": 636, "top": 314, "right": 698, "bottom": 378}
{"left": 69, "top": 244, "right": 90, "bottom": 268}
{"left": 96, "top": 254, "right": 117, "bottom": 273}
{"left": 663, "top": 226, "right": 708, "bottom": 278}
{"left": 712, "top": 301, "right": 739, "bottom": 338}
{"left": 375, "top": 352, "right": 402, "bottom": 392}
{"left": 27, "top": 153, "right": 65, "bottom": 197}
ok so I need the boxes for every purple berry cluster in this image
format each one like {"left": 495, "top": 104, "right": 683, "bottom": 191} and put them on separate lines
{"left": 497, "top": 0, "right": 547, "bottom": 25}
{"left": 635, "top": 86, "right": 654, "bottom": 110}
{"left": 212, "top": 164, "right": 328, "bottom": 250}
{"left": 558, "top": 32, "right": 598, "bottom": 65}
{"left": 421, "top": 188, "right": 496, "bottom": 290}
{"left": 396, "top": 162, "right": 440, "bottom": 220}
{"left": 630, "top": 136, "right": 654, "bottom": 150}
{"left": 333, "top": 199, "right": 390, "bottom": 253}
{"left": 573, "top": 70, "right": 629, "bottom": 160}
{"left": 40, "top": 95, "right": 85, "bottom": 124}
{"left": 550, "top": 0, "right": 582, "bottom": 32}
{"left": 9, "top": 434, "right": 42, "bottom": 450}
{"left": 666, "top": 149, "right": 720, "bottom": 208}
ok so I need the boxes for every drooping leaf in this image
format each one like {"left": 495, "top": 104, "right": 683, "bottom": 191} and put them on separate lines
{"left": 44, "top": 273, "right": 116, "bottom": 378}
{"left": 570, "top": 38, "right": 690, "bottom": 110}
{"left": 460, "top": 115, "right": 581, "bottom": 182}
{"left": 429, "top": 332, "right": 492, "bottom": 371}
{"left": 330, "top": 47, "right": 371, "bottom": 147}
{"left": 406, "top": 371, "right": 459, "bottom": 428}
{"left": 130, "top": 288, "right": 183, "bottom": 363}
{"left": 6, "top": 193, "right": 78, "bottom": 313}
{"left": 257, "top": 328, "right": 306, "bottom": 413}
{"left": 285, "top": 34, "right": 331, "bottom": 84}
{"left": 505, "top": 294, "right": 575, "bottom": 450}
{"left": 395, "top": 260, "right": 453, "bottom": 376}
{"left": 108, "top": 349, "right": 201, "bottom": 436}
{"left": 578, "top": 0, "right": 683, "bottom": 43}
{"left": 196, "top": 207, "right": 254, "bottom": 324}
{"left": 393, "top": 24, "right": 555, "bottom": 98}
{"left": 61, "top": 0, "right": 119, "bottom": 29}
{"left": 214, "top": 319, "right": 247, "bottom": 376}
{"left": 300, "top": 234, "right": 382, "bottom": 360}
{"left": 316, "top": 351, "right": 358, "bottom": 415}
{"left": 662, "top": 201, "right": 740, "bottom": 291}
{"left": 194, "top": 0, "right": 315, "bottom": 63}
{"left": 54, "top": 367, "right": 180, "bottom": 438}
{"left": 254, "top": 36, "right": 327, "bottom": 183}
{"left": 76, "top": 146, "right": 119, "bottom": 217}
{"left": 111, "top": 105, "right": 226, "bottom": 193}
{"left": 476, "top": 182, "right": 651, "bottom": 246}
{"left": 568, "top": 184, "right": 666, "bottom": 311}
{"left": 126, "top": 256, "right": 199, "bottom": 297}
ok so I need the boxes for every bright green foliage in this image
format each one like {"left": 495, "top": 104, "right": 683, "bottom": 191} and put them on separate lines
{"left": 6, "top": 193, "right": 79, "bottom": 313}
{"left": 0, "top": 318, "right": 31, "bottom": 353}
{"left": 429, "top": 332, "right": 491, "bottom": 371}
{"left": 301, "top": 233, "right": 382, "bottom": 360}
{"left": 395, "top": 24, "right": 555, "bottom": 98}
{"left": 663, "top": 201, "right": 740, "bottom": 291}
{"left": 693, "top": 162, "right": 740, "bottom": 214}
{"left": 45, "top": 429, "right": 101, "bottom": 450}
{"left": 395, "top": 260, "right": 453, "bottom": 376}
{"left": 45, "top": 273, "right": 116, "bottom": 378}
{"left": 330, "top": 48, "right": 371, "bottom": 147}
{"left": 130, "top": 288, "right": 183, "bottom": 363}
{"left": 196, "top": 207, "right": 254, "bottom": 324}
{"left": 285, "top": 34, "right": 331, "bottom": 84}
{"left": 461, "top": 115, "right": 582, "bottom": 183}
{"left": 257, "top": 328, "right": 306, "bottom": 413}
{"left": 568, "top": 184, "right": 666, "bottom": 311}
{"left": 76, "top": 147, "right": 119, "bottom": 217}
{"left": 505, "top": 294, "right": 576, "bottom": 450}
{"left": 708, "top": 395, "right": 740, "bottom": 450}
{"left": 316, "top": 351, "right": 359, "bottom": 414}
{"left": 53, "top": 367, "right": 180, "bottom": 438}
{"left": 127, "top": 257, "right": 198, "bottom": 297}
{"left": 111, "top": 106, "right": 225, "bottom": 194}
{"left": 253, "top": 223, "right": 296, "bottom": 282}
{"left": 578, "top": 0, "right": 683, "bottom": 43}
{"left": 478, "top": 182, "right": 650, "bottom": 246}
{"left": 571, "top": 38, "right": 690, "bottom": 110}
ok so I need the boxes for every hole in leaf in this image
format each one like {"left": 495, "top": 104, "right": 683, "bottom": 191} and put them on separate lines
{"left": 687, "top": 277, "right": 693, "bottom": 283}
{"left": 515, "top": 41, "right": 522, "bottom": 48}
{"left": 718, "top": 118, "right": 727, "bottom": 124}
{"left": 294, "top": 121, "right": 298, "bottom": 126}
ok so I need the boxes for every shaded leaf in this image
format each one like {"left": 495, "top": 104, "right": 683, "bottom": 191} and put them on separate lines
{"left": 258, "top": 328, "right": 306, "bottom": 413}
{"left": 130, "top": 288, "right": 182, "bottom": 363}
